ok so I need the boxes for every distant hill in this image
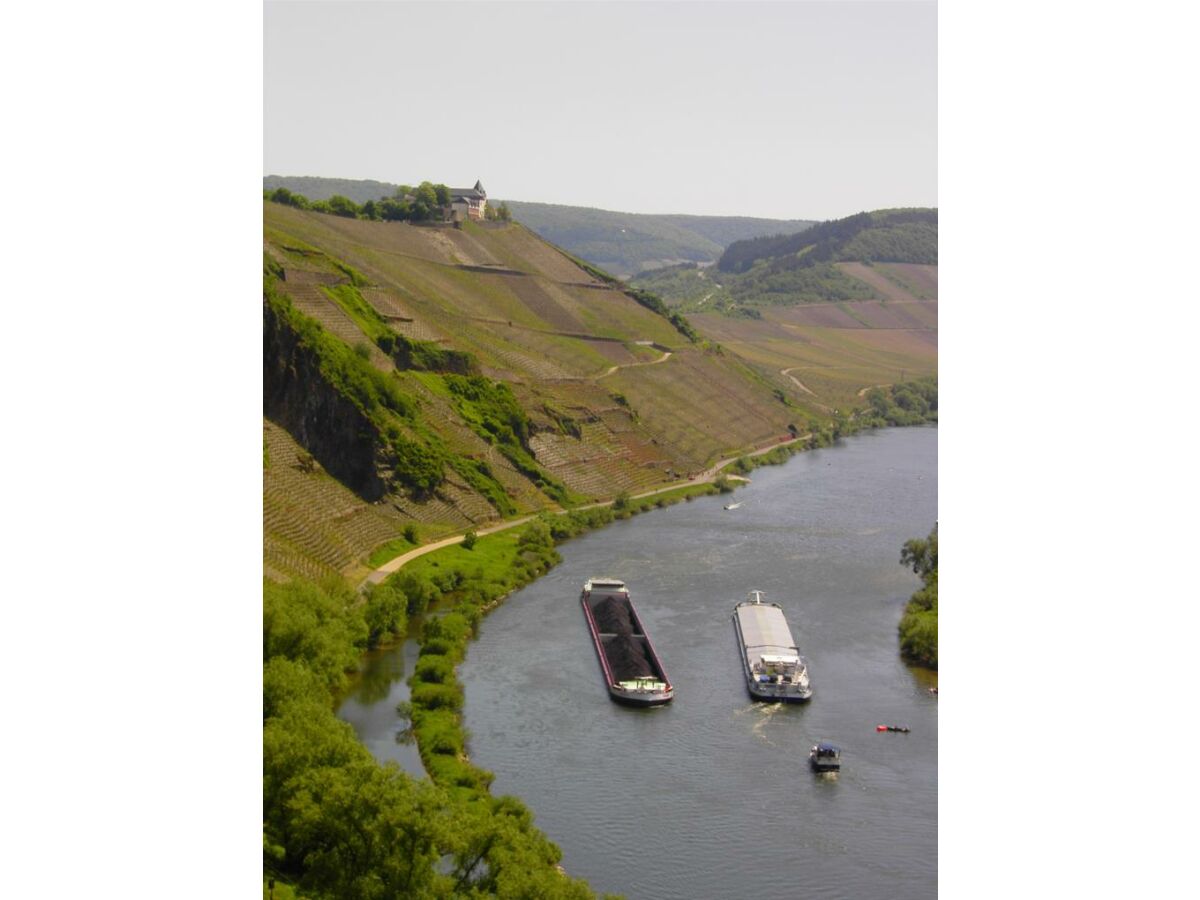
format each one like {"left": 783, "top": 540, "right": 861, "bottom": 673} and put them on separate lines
{"left": 718, "top": 208, "right": 937, "bottom": 273}
{"left": 633, "top": 208, "right": 937, "bottom": 313}
{"left": 263, "top": 175, "right": 402, "bottom": 205}
{"left": 263, "top": 176, "right": 813, "bottom": 279}
{"left": 502, "top": 201, "right": 815, "bottom": 278}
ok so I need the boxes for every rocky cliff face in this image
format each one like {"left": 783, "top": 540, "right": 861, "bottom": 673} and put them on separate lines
{"left": 263, "top": 299, "right": 390, "bottom": 501}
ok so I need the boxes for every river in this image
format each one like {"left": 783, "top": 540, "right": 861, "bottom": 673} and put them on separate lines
{"left": 342, "top": 426, "right": 937, "bottom": 898}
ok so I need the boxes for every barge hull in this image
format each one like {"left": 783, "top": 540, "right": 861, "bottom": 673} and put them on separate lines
{"left": 732, "top": 598, "right": 812, "bottom": 702}
{"left": 581, "top": 579, "right": 674, "bottom": 706}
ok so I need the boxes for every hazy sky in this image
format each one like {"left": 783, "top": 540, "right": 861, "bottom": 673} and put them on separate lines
{"left": 265, "top": 1, "right": 936, "bottom": 220}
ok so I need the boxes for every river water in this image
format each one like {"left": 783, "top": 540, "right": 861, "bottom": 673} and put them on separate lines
{"left": 344, "top": 426, "right": 937, "bottom": 899}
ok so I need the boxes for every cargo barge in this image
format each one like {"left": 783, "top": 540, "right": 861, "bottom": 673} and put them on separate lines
{"left": 580, "top": 578, "right": 674, "bottom": 706}
{"left": 732, "top": 590, "right": 812, "bottom": 702}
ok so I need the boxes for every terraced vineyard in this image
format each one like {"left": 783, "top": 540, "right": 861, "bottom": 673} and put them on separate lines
{"left": 263, "top": 421, "right": 414, "bottom": 583}
{"left": 264, "top": 202, "right": 926, "bottom": 581}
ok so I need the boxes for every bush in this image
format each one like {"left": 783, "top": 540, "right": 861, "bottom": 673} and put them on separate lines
{"left": 412, "top": 707, "right": 465, "bottom": 753}
{"left": 411, "top": 681, "right": 464, "bottom": 712}
{"left": 363, "top": 581, "right": 407, "bottom": 648}
{"left": 898, "top": 525, "right": 938, "bottom": 668}
{"left": 413, "top": 653, "right": 456, "bottom": 684}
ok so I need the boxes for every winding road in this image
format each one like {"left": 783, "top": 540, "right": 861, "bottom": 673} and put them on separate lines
{"left": 595, "top": 349, "right": 672, "bottom": 380}
{"left": 361, "top": 432, "right": 809, "bottom": 587}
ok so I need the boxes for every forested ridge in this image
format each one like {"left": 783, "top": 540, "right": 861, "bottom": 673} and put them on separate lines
{"left": 717, "top": 208, "right": 937, "bottom": 273}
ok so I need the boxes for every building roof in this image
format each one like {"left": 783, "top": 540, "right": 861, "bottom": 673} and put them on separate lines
{"left": 450, "top": 180, "right": 486, "bottom": 199}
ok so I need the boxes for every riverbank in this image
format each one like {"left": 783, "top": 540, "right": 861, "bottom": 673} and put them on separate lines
{"left": 359, "top": 376, "right": 936, "bottom": 591}
{"left": 360, "top": 431, "right": 812, "bottom": 588}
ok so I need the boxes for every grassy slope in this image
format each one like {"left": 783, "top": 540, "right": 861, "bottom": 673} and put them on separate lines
{"left": 690, "top": 288, "right": 937, "bottom": 412}
{"left": 264, "top": 204, "right": 812, "bottom": 579}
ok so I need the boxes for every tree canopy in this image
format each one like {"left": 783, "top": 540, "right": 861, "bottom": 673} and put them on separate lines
{"left": 266, "top": 181, "right": 456, "bottom": 223}
{"left": 898, "top": 524, "right": 938, "bottom": 668}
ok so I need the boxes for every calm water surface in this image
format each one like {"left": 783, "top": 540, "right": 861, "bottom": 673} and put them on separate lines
{"left": 337, "top": 636, "right": 425, "bottom": 779}
{"left": 350, "top": 427, "right": 937, "bottom": 898}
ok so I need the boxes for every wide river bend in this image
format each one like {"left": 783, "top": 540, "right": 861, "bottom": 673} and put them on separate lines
{"left": 343, "top": 426, "right": 938, "bottom": 899}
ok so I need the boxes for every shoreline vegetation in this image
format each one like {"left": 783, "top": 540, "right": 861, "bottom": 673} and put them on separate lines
{"left": 898, "top": 524, "right": 938, "bottom": 669}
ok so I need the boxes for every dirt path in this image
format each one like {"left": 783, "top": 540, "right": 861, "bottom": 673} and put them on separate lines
{"left": 780, "top": 367, "right": 817, "bottom": 396}
{"left": 779, "top": 367, "right": 835, "bottom": 414}
{"left": 596, "top": 349, "right": 672, "bottom": 380}
{"left": 857, "top": 383, "right": 892, "bottom": 397}
{"left": 360, "top": 432, "right": 809, "bottom": 587}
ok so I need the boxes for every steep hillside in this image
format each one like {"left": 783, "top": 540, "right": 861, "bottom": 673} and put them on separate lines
{"left": 262, "top": 176, "right": 814, "bottom": 278}
{"left": 264, "top": 204, "right": 810, "bottom": 581}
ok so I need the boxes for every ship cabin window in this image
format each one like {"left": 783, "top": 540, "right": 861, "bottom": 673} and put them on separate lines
{"left": 759, "top": 654, "right": 800, "bottom": 676}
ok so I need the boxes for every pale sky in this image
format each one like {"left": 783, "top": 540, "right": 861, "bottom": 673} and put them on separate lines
{"left": 265, "top": 0, "right": 936, "bottom": 220}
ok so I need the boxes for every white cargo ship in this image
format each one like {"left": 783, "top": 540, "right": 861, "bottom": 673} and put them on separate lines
{"left": 731, "top": 590, "right": 812, "bottom": 702}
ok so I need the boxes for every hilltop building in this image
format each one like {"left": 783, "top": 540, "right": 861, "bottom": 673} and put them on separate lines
{"left": 450, "top": 181, "right": 487, "bottom": 220}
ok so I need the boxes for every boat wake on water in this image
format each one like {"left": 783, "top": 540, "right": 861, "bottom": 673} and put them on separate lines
{"left": 735, "top": 701, "right": 787, "bottom": 746}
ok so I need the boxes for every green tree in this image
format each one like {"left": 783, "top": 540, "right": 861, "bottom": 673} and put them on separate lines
{"left": 898, "top": 524, "right": 938, "bottom": 668}
{"left": 379, "top": 197, "right": 411, "bottom": 221}
{"left": 411, "top": 182, "right": 439, "bottom": 220}
{"left": 270, "top": 186, "right": 308, "bottom": 208}
{"left": 263, "top": 578, "right": 368, "bottom": 690}
{"left": 363, "top": 581, "right": 408, "bottom": 648}
{"left": 900, "top": 524, "right": 937, "bottom": 578}
{"left": 327, "top": 194, "right": 360, "bottom": 218}
{"left": 286, "top": 763, "right": 449, "bottom": 898}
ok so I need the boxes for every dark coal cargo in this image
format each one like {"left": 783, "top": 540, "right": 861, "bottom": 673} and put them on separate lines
{"left": 579, "top": 578, "right": 674, "bottom": 706}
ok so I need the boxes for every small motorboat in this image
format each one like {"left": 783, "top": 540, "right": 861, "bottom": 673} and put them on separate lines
{"left": 875, "top": 724, "right": 911, "bottom": 733}
{"left": 809, "top": 742, "right": 842, "bottom": 772}
{"left": 723, "top": 501, "right": 743, "bottom": 510}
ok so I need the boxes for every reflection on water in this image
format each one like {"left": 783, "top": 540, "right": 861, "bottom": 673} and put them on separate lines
{"left": 336, "top": 635, "right": 426, "bottom": 779}
{"left": 350, "top": 645, "right": 406, "bottom": 706}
